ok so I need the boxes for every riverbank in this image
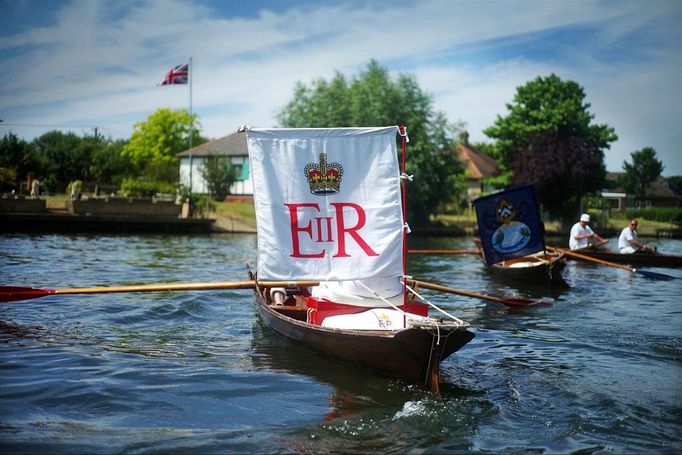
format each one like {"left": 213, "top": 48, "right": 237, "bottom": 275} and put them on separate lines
{"left": 3, "top": 196, "right": 678, "bottom": 237}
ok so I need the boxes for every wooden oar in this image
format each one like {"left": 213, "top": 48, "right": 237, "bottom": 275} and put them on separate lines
{"left": 547, "top": 246, "right": 675, "bottom": 280}
{"left": 408, "top": 249, "right": 481, "bottom": 255}
{"left": 409, "top": 279, "right": 550, "bottom": 307}
{"left": 1, "top": 278, "right": 549, "bottom": 307}
{"left": 0, "top": 280, "right": 321, "bottom": 303}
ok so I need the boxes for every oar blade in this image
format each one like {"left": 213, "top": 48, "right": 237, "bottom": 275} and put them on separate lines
{"left": 0, "top": 286, "right": 54, "bottom": 303}
{"left": 500, "top": 297, "right": 551, "bottom": 307}
{"left": 635, "top": 270, "right": 676, "bottom": 281}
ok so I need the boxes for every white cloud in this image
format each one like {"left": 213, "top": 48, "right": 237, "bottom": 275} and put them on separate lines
{"left": 1, "top": 0, "right": 680, "bottom": 174}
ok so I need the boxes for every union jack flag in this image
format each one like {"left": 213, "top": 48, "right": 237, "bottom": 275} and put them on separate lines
{"left": 159, "top": 63, "right": 188, "bottom": 85}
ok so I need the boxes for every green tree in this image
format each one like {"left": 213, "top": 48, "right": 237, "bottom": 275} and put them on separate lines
{"left": 123, "top": 108, "right": 206, "bottom": 183}
{"left": 667, "top": 176, "right": 682, "bottom": 196}
{"left": 484, "top": 74, "right": 617, "bottom": 177}
{"left": 620, "top": 147, "right": 664, "bottom": 198}
{"left": 484, "top": 74, "right": 617, "bottom": 224}
{"left": 0, "top": 133, "right": 38, "bottom": 191}
{"left": 510, "top": 130, "right": 608, "bottom": 224}
{"left": 32, "top": 131, "right": 91, "bottom": 192}
{"left": 89, "top": 138, "right": 131, "bottom": 186}
{"left": 277, "top": 60, "right": 465, "bottom": 227}
{"left": 201, "top": 156, "right": 236, "bottom": 201}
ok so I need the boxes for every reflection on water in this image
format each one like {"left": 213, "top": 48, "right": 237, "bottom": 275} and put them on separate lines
{"left": 0, "top": 233, "right": 681, "bottom": 453}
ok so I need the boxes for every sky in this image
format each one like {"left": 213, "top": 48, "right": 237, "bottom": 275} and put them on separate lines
{"left": 1, "top": 0, "right": 681, "bottom": 176}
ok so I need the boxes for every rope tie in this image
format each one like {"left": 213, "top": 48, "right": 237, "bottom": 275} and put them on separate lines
{"left": 403, "top": 281, "right": 466, "bottom": 326}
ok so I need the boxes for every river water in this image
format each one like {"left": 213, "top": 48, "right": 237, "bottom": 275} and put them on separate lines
{"left": 1, "top": 233, "right": 680, "bottom": 453}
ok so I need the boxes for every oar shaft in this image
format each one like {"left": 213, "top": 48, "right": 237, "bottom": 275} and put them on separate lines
{"left": 410, "top": 279, "right": 504, "bottom": 304}
{"left": 548, "top": 247, "right": 634, "bottom": 272}
{"left": 408, "top": 249, "right": 480, "bottom": 255}
{"left": 53, "top": 280, "right": 321, "bottom": 295}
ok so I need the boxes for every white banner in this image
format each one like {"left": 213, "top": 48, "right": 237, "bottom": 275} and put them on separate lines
{"left": 246, "top": 127, "right": 405, "bottom": 281}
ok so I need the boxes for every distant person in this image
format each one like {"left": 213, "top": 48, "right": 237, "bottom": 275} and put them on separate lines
{"left": 30, "top": 179, "right": 40, "bottom": 199}
{"left": 69, "top": 181, "right": 81, "bottom": 201}
{"left": 569, "top": 213, "right": 607, "bottom": 250}
{"left": 618, "top": 219, "right": 652, "bottom": 254}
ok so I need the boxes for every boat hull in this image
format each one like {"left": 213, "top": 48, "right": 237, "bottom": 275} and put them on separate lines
{"left": 568, "top": 249, "right": 682, "bottom": 268}
{"left": 486, "top": 252, "right": 567, "bottom": 286}
{"left": 251, "top": 281, "right": 474, "bottom": 391}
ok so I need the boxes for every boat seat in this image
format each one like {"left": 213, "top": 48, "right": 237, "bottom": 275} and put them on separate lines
{"left": 271, "top": 306, "right": 309, "bottom": 321}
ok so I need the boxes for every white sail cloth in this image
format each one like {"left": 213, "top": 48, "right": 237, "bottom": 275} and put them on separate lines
{"left": 246, "top": 127, "right": 405, "bottom": 281}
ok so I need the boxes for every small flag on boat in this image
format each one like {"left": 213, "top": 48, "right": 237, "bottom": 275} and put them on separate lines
{"left": 158, "top": 63, "right": 188, "bottom": 85}
{"left": 245, "top": 127, "right": 405, "bottom": 281}
{"left": 473, "top": 185, "right": 545, "bottom": 265}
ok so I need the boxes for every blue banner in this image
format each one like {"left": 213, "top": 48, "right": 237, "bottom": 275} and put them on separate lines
{"left": 473, "top": 185, "right": 545, "bottom": 265}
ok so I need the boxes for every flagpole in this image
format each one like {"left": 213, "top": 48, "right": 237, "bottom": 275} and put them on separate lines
{"left": 188, "top": 56, "right": 193, "bottom": 195}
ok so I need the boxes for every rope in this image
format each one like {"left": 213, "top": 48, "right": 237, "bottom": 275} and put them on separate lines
{"left": 403, "top": 282, "right": 466, "bottom": 326}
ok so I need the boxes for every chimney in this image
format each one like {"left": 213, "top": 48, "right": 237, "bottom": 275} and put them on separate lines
{"left": 459, "top": 131, "right": 469, "bottom": 146}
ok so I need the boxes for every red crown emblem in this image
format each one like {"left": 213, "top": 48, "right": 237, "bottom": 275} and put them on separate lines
{"left": 304, "top": 153, "right": 344, "bottom": 195}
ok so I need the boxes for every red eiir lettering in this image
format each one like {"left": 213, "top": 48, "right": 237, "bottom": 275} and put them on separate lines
{"left": 330, "top": 202, "right": 379, "bottom": 258}
{"left": 285, "top": 203, "right": 325, "bottom": 258}
{"left": 285, "top": 202, "right": 378, "bottom": 258}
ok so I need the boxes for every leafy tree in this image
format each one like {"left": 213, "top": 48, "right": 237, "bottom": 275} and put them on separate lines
{"left": 484, "top": 74, "right": 617, "bottom": 180}
{"left": 123, "top": 108, "right": 207, "bottom": 183}
{"left": 667, "top": 176, "right": 682, "bottom": 196}
{"left": 277, "top": 60, "right": 465, "bottom": 226}
{"left": 510, "top": 130, "right": 607, "bottom": 224}
{"left": 89, "top": 138, "right": 131, "bottom": 186}
{"left": 620, "top": 147, "right": 664, "bottom": 198}
{"left": 484, "top": 74, "right": 617, "bottom": 224}
{"left": 0, "top": 133, "right": 38, "bottom": 191}
{"left": 201, "top": 156, "right": 236, "bottom": 201}
{"left": 32, "top": 131, "right": 91, "bottom": 192}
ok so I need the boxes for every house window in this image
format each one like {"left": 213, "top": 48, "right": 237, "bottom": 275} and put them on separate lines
{"left": 232, "top": 162, "right": 250, "bottom": 181}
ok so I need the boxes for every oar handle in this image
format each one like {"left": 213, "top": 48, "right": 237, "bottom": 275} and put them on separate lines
{"left": 547, "top": 246, "right": 634, "bottom": 272}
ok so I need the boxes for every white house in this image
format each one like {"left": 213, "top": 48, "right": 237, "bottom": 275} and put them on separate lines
{"left": 177, "top": 131, "right": 252, "bottom": 195}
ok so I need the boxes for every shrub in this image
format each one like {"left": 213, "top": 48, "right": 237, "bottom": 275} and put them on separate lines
{"left": 119, "top": 178, "right": 175, "bottom": 198}
{"left": 624, "top": 207, "right": 682, "bottom": 223}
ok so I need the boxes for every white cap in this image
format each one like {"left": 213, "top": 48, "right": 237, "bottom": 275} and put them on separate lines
{"left": 580, "top": 213, "right": 590, "bottom": 222}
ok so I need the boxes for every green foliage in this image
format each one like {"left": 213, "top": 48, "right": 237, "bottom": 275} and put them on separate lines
{"left": 625, "top": 207, "right": 682, "bottom": 223}
{"left": 484, "top": 74, "right": 617, "bottom": 175}
{"left": 189, "top": 193, "right": 216, "bottom": 218}
{"left": 201, "top": 156, "right": 237, "bottom": 201}
{"left": 667, "top": 176, "right": 682, "bottom": 196}
{"left": 510, "top": 130, "right": 608, "bottom": 225}
{"left": 620, "top": 147, "right": 664, "bottom": 198}
{"left": 483, "top": 74, "right": 617, "bottom": 225}
{"left": 123, "top": 108, "right": 207, "bottom": 183}
{"left": 0, "top": 167, "right": 18, "bottom": 192}
{"left": 89, "top": 139, "right": 131, "bottom": 185}
{"left": 277, "top": 60, "right": 466, "bottom": 227}
{"left": 0, "top": 133, "right": 38, "bottom": 190}
{"left": 32, "top": 131, "right": 90, "bottom": 192}
{"left": 29, "top": 130, "right": 131, "bottom": 192}
{"left": 119, "top": 178, "right": 175, "bottom": 198}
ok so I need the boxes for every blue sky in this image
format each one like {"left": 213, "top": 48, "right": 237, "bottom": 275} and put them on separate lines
{"left": 1, "top": 0, "right": 681, "bottom": 175}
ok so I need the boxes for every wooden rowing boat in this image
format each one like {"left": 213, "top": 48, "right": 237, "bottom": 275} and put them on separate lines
{"left": 249, "top": 271, "right": 474, "bottom": 393}
{"left": 473, "top": 239, "right": 568, "bottom": 285}
{"left": 485, "top": 251, "right": 567, "bottom": 285}
{"left": 567, "top": 248, "right": 682, "bottom": 268}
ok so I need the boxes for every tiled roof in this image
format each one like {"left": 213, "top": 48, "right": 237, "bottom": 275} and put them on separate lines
{"left": 177, "top": 131, "right": 247, "bottom": 157}
{"left": 606, "top": 172, "right": 681, "bottom": 198}
{"left": 457, "top": 143, "right": 500, "bottom": 180}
